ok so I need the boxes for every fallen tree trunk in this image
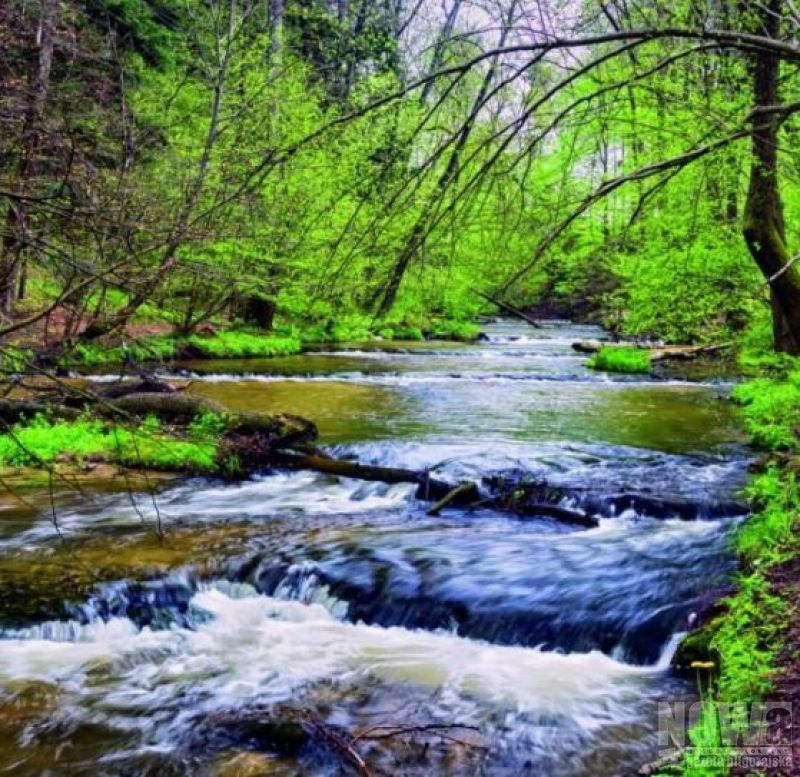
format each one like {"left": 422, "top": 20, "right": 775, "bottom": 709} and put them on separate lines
{"left": 270, "top": 450, "right": 460, "bottom": 502}
{"left": 571, "top": 340, "right": 733, "bottom": 361}
{"left": 649, "top": 342, "right": 733, "bottom": 362}
{"left": 0, "top": 397, "right": 81, "bottom": 424}
{"left": 100, "top": 392, "right": 226, "bottom": 422}
{"left": 270, "top": 450, "right": 597, "bottom": 527}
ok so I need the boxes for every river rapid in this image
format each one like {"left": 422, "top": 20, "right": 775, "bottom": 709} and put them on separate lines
{"left": 0, "top": 320, "right": 748, "bottom": 775}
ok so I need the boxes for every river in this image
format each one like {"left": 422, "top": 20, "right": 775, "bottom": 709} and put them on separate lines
{"left": 0, "top": 320, "right": 748, "bottom": 775}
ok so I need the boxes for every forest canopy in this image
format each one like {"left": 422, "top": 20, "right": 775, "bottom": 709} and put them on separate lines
{"left": 2, "top": 0, "right": 800, "bottom": 355}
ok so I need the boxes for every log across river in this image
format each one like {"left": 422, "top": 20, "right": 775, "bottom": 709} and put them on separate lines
{"left": 0, "top": 320, "right": 749, "bottom": 775}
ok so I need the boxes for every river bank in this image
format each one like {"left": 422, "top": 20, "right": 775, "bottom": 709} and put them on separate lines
{"left": 2, "top": 314, "right": 482, "bottom": 373}
{"left": 672, "top": 365, "right": 800, "bottom": 776}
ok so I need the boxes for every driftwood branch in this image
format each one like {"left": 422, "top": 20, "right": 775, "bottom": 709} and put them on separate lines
{"left": 475, "top": 289, "right": 542, "bottom": 328}
{"left": 427, "top": 482, "right": 479, "bottom": 515}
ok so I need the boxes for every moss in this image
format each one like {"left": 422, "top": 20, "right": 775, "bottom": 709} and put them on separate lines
{"left": 0, "top": 523, "right": 260, "bottom": 624}
{"left": 73, "top": 336, "right": 178, "bottom": 367}
{"left": 183, "top": 332, "right": 301, "bottom": 359}
{"left": 0, "top": 414, "right": 220, "bottom": 474}
{"left": 68, "top": 332, "right": 301, "bottom": 367}
{"left": 586, "top": 346, "right": 652, "bottom": 374}
{"left": 426, "top": 319, "right": 481, "bottom": 341}
{"left": 672, "top": 620, "right": 721, "bottom": 673}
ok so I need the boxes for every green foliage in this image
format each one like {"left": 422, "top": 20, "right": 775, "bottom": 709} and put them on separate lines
{"left": 0, "top": 416, "right": 113, "bottom": 467}
{"left": 586, "top": 347, "right": 651, "bottom": 374}
{"left": 184, "top": 332, "right": 301, "bottom": 359}
{"left": 0, "top": 346, "right": 32, "bottom": 373}
{"left": 0, "top": 415, "right": 218, "bottom": 473}
{"left": 681, "top": 370, "right": 800, "bottom": 776}
{"left": 738, "top": 468, "right": 799, "bottom": 564}
{"left": 187, "top": 411, "right": 228, "bottom": 440}
{"left": 385, "top": 325, "right": 424, "bottom": 341}
{"left": 73, "top": 337, "right": 177, "bottom": 367}
{"left": 284, "top": 316, "right": 480, "bottom": 345}
{"left": 426, "top": 320, "right": 481, "bottom": 341}
{"left": 732, "top": 369, "right": 800, "bottom": 450}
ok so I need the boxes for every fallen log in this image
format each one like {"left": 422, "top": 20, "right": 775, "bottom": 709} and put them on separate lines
{"left": 509, "top": 501, "right": 600, "bottom": 528}
{"left": 97, "top": 378, "right": 177, "bottom": 400}
{"left": 649, "top": 342, "right": 733, "bottom": 362}
{"left": 571, "top": 340, "right": 733, "bottom": 361}
{"left": 100, "top": 392, "right": 226, "bottom": 422}
{"left": 269, "top": 450, "right": 597, "bottom": 527}
{"left": 0, "top": 397, "right": 81, "bottom": 424}
{"left": 270, "top": 450, "right": 458, "bottom": 501}
{"left": 576, "top": 490, "right": 749, "bottom": 521}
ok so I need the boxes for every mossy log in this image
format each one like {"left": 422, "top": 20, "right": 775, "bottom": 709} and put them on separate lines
{"left": 0, "top": 397, "right": 81, "bottom": 423}
{"left": 100, "top": 392, "right": 226, "bottom": 422}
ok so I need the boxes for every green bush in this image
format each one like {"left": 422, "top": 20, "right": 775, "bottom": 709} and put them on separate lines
{"left": 586, "top": 346, "right": 651, "bottom": 374}
{"left": 389, "top": 325, "right": 424, "bottom": 341}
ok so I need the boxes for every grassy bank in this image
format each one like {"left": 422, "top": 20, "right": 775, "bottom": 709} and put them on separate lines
{"left": 6, "top": 317, "right": 482, "bottom": 371}
{"left": 71, "top": 332, "right": 303, "bottom": 367}
{"left": 677, "top": 363, "right": 800, "bottom": 775}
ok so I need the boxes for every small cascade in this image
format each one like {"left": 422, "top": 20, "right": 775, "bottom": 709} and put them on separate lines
{"left": 0, "top": 320, "right": 749, "bottom": 775}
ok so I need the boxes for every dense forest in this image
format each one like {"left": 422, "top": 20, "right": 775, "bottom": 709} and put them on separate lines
{"left": 2, "top": 0, "right": 800, "bottom": 356}
{"left": 4, "top": 1, "right": 800, "bottom": 776}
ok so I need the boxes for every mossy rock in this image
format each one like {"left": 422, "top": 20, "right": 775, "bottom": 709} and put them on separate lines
{"left": 672, "top": 619, "right": 722, "bottom": 675}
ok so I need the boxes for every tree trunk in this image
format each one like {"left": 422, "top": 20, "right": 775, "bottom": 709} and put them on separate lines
{"left": 419, "top": 0, "right": 462, "bottom": 104}
{"left": 742, "top": 0, "right": 800, "bottom": 353}
{"left": 269, "top": 0, "right": 284, "bottom": 58}
{"left": 0, "top": 0, "right": 58, "bottom": 316}
{"left": 372, "top": 1, "right": 515, "bottom": 316}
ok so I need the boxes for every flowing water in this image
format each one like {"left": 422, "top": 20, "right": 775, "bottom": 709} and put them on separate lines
{"left": 0, "top": 320, "right": 748, "bottom": 775}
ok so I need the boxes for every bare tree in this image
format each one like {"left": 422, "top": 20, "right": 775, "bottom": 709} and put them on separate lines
{"left": 0, "top": 0, "right": 59, "bottom": 316}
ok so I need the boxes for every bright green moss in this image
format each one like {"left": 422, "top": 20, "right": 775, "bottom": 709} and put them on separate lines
{"left": 184, "top": 332, "right": 301, "bottom": 359}
{"left": 426, "top": 320, "right": 481, "bottom": 341}
{"left": 0, "top": 414, "right": 220, "bottom": 473}
{"left": 73, "top": 336, "right": 178, "bottom": 367}
{"left": 586, "top": 346, "right": 652, "bottom": 374}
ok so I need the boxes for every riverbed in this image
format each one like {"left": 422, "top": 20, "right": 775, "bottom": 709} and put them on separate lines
{"left": 0, "top": 320, "right": 748, "bottom": 775}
